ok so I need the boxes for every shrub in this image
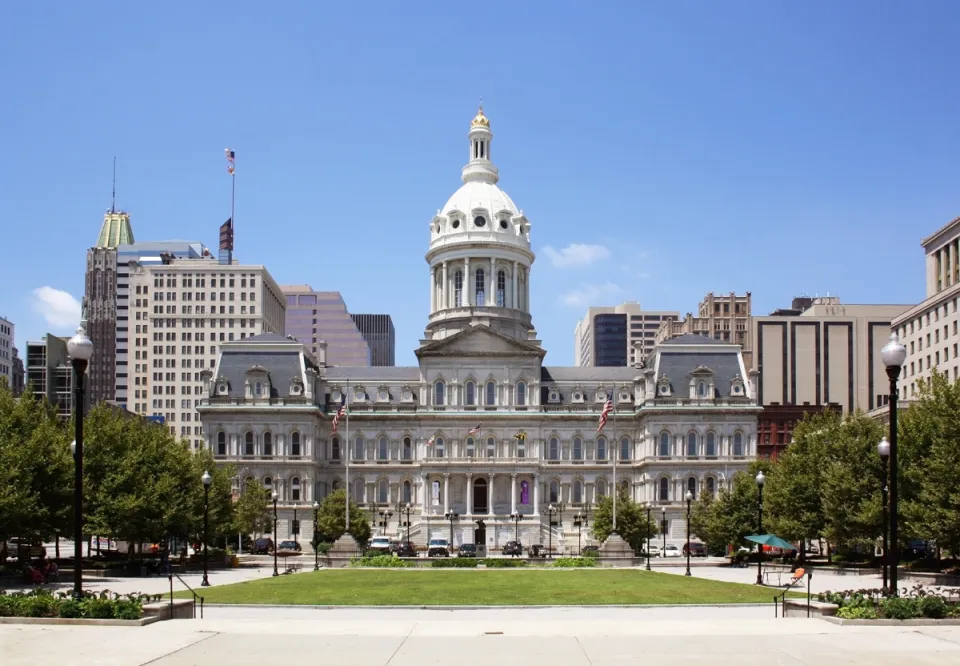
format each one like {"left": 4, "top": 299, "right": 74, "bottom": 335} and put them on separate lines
{"left": 431, "top": 558, "right": 477, "bottom": 568}
{"left": 837, "top": 606, "right": 879, "bottom": 620}
{"left": 481, "top": 558, "right": 527, "bottom": 568}
{"left": 882, "top": 597, "right": 920, "bottom": 620}
{"left": 315, "top": 542, "right": 332, "bottom": 555}
{"left": 0, "top": 589, "right": 144, "bottom": 619}
{"left": 350, "top": 554, "right": 411, "bottom": 568}
{"left": 552, "top": 557, "right": 597, "bottom": 568}
{"left": 918, "top": 595, "right": 948, "bottom": 619}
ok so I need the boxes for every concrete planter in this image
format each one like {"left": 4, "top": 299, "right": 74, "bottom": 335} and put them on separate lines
{"left": 821, "top": 616, "right": 960, "bottom": 626}
{"left": 143, "top": 599, "right": 196, "bottom": 620}
{"left": 783, "top": 599, "right": 838, "bottom": 618}
{"left": 900, "top": 570, "right": 960, "bottom": 587}
{"left": 0, "top": 616, "right": 159, "bottom": 626}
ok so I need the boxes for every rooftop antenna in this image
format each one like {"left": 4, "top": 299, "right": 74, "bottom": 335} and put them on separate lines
{"left": 110, "top": 156, "right": 117, "bottom": 214}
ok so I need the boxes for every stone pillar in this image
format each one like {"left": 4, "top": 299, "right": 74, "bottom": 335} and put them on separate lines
{"left": 488, "top": 474, "right": 496, "bottom": 516}
{"left": 467, "top": 473, "right": 473, "bottom": 514}
{"left": 533, "top": 474, "right": 540, "bottom": 515}
{"left": 464, "top": 258, "right": 471, "bottom": 306}
{"left": 489, "top": 257, "right": 496, "bottom": 306}
{"left": 443, "top": 473, "right": 450, "bottom": 514}
{"left": 442, "top": 261, "right": 448, "bottom": 308}
{"left": 512, "top": 260, "right": 518, "bottom": 308}
{"left": 510, "top": 473, "right": 517, "bottom": 514}
{"left": 430, "top": 265, "right": 436, "bottom": 313}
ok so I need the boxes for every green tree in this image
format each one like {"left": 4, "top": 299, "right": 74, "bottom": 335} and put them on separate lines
{"left": 0, "top": 381, "right": 72, "bottom": 548}
{"left": 691, "top": 460, "right": 772, "bottom": 555}
{"left": 314, "top": 489, "right": 370, "bottom": 545}
{"left": 591, "top": 485, "right": 659, "bottom": 553}
{"left": 234, "top": 482, "right": 270, "bottom": 539}
{"left": 184, "top": 448, "right": 236, "bottom": 546}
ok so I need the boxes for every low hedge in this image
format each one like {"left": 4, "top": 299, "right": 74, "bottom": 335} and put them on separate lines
{"left": 432, "top": 558, "right": 528, "bottom": 568}
{"left": 0, "top": 589, "right": 156, "bottom": 620}
{"left": 552, "top": 557, "right": 598, "bottom": 568}
{"left": 350, "top": 554, "right": 412, "bottom": 568}
{"left": 819, "top": 587, "right": 960, "bottom": 620}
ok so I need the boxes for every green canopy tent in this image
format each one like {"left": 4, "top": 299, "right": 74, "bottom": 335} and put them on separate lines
{"left": 745, "top": 534, "right": 797, "bottom": 550}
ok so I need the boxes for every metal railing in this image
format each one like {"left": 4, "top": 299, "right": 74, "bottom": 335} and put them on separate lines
{"left": 168, "top": 573, "right": 205, "bottom": 619}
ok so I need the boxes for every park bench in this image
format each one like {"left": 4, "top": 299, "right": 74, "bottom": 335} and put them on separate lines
{"left": 762, "top": 563, "right": 795, "bottom": 586}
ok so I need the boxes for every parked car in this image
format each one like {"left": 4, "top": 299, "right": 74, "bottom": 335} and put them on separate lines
{"left": 457, "top": 544, "right": 477, "bottom": 558}
{"left": 368, "top": 536, "right": 392, "bottom": 554}
{"left": 502, "top": 541, "right": 523, "bottom": 557}
{"left": 278, "top": 540, "right": 302, "bottom": 553}
{"left": 528, "top": 544, "right": 548, "bottom": 559}
{"left": 252, "top": 537, "right": 274, "bottom": 554}
{"left": 394, "top": 541, "right": 417, "bottom": 558}
{"left": 661, "top": 545, "right": 682, "bottom": 558}
{"left": 581, "top": 545, "right": 600, "bottom": 558}
{"left": 227, "top": 535, "right": 254, "bottom": 552}
{"left": 646, "top": 545, "right": 661, "bottom": 558}
{"left": 683, "top": 542, "right": 707, "bottom": 557}
{"left": 427, "top": 538, "right": 450, "bottom": 558}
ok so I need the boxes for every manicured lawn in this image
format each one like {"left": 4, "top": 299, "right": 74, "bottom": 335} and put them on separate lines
{"left": 184, "top": 569, "right": 791, "bottom": 606}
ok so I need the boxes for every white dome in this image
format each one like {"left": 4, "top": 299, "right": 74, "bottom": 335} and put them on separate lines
{"left": 441, "top": 181, "right": 520, "bottom": 219}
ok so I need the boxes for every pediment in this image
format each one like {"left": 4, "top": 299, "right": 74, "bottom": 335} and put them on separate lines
{"left": 416, "top": 325, "right": 546, "bottom": 359}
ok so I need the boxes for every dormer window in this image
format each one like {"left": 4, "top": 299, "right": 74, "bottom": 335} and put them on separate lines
{"left": 354, "top": 386, "right": 365, "bottom": 401}
{"left": 377, "top": 387, "right": 389, "bottom": 402}
{"left": 572, "top": 389, "right": 584, "bottom": 403}
{"left": 657, "top": 374, "right": 672, "bottom": 397}
{"left": 401, "top": 386, "right": 413, "bottom": 402}
{"left": 474, "top": 215, "right": 486, "bottom": 228}
{"left": 596, "top": 391, "right": 606, "bottom": 403}
{"left": 451, "top": 217, "right": 461, "bottom": 229}
{"left": 254, "top": 381, "right": 262, "bottom": 397}
{"left": 697, "top": 381, "right": 706, "bottom": 397}
{"left": 216, "top": 380, "right": 228, "bottom": 396}
{"left": 730, "top": 373, "right": 746, "bottom": 397}
{"left": 548, "top": 389, "right": 560, "bottom": 403}
{"left": 290, "top": 378, "right": 303, "bottom": 396}
{"left": 332, "top": 388, "right": 342, "bottom": 402}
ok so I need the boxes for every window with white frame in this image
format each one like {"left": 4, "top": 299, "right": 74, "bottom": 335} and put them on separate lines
{"left": 291, "top": 477, "right": 301, "bottom": 501}
{"left": 435, "top": 437, "right": 445, "bottom": 458}
{"left": 454, "top": 270, "right": 463, "bottom": 306}
{"left": 378, "top": 479, "right": 388, "bottom": 503}
{"left": 733, "top": 432, "right": 744, "bottom": 456}
{"left": 402, "top": 480, "right": 412, "bottom": 503}
{"left": 402, "top": 437, "right": 412, "bottom": 460}
{"left": 706, "top": 477, "right": 716, "bottom": 497}
{"left": 686, "top": 432, "right": 697, "bottom": 457}
{"left": 549, "top": 437, "right": 559, "bottom": 460}
{"left": 263, "top": 431, "right": 273, "bottom": 456}
{"left": 332, "top": 437, "right": 341, "bottom": 460}
{"left": 687, "top": 476, "right": 696, "bottom": 499}
{"left": 620, "top": 437, "right": 630, "bottom": 462}
{"left": 706, "top": 432, "right": 716, "bottom": 457}
{"left": 465, "top": 381, "right": 476, "bottom": 406}
{"left": 353, "top": 478, "right": 364, "bottom": 503}
{"left": 485, "top": 381, "right": 495, "bottom": 406}
{"left": 496, "top": 269, "right": 506, "bottom": 307}
{"left": 216, "top": 431, "right": 226, "bottom": 456}
{"left": 658, "top": 477, "right": 669, "bottom": 501}
{"left": 291, "top": 431, "right": 301, "bottom": 456}
{"left": 486, "top": 437, "right": 496, "bottom": 458}
{"left": 378, "top": 436, "right": 388, "bottom": 460}
{"left": 354, "top": 436, "right": 364, "bottom": 461}
{"left": 573, "top": 437, "right": 583, "bottom": 460}
{"left": 658, "top": 432, "right": 670, "bottom": 456}
{"left": 549, "top": 480, "right": 560, "bottom": 502}
{"left": 466, "top": 437, "right": 475, "bottom": 457}
{"left": 516, "top": 381, "right": 526, "bottom": 405}
{"left": 475, "top": 268, "right": 485, "bottom": 305}
{"left": 597, "top": 479, "right": 607, "bottom": 498}
{"left": 435, "top": 381, "right": 445, "bottom": 406}
{"left": 573, "top": 480, "right": 583, "bottom": 503}
{"left": 597, "top": 436, "right": 607, "bottom": 461}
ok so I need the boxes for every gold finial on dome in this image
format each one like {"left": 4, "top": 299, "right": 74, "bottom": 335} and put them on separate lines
{"left": 471, "top": 103, "right": 490, "bottom": 128}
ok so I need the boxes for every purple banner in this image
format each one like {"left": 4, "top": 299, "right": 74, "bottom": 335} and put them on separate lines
{"left": 520, "top": 480, "right": 529, "bottom": 505}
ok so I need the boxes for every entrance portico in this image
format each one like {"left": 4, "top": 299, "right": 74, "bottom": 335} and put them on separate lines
{"left": 425, "top": 471, "right": 540, "bottom": 518}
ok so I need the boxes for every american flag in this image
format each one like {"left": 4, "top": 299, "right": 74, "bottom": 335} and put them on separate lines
{"left": 597, "top": 394, "right": 614, "bottom": 433}
{"left": 330, "top": 393, "right": 347, "bottom": 434}
{"left": 225, "top": 148, "right": 235, "bottom": 175}
{"left": 426, "top": 436, "right": 435, "bottom": 446}
{"left": 467, "top": 424, "right": 481, "bottom": 436}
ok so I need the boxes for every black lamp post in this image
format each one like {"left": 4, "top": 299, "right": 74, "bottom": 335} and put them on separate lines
{"left": 881, "top": 332, "right": 906, "bottom": 597}
{"left": 313, "top": 500, "right": 320, "bottom": 571}
{"left": 877, "top": 438, "right": 890, "bottom": 592}
{"left": 645, "top": 503, "right": 652, "bottom": 571}
{"left": 293, "top": 505, "right": 299, "bottom": 545}
{"left": 547, "top": 504, "right": 558, "bottom": 558}
{"left": 201, "top": 470, "right": 211, "bottom": 586}
{"left": 755, "top": 471, "right": 766, "bottom": 585}
{"left": 444, "top": 511, "right": 459, "bottom": 548}
{"left": 573, "top": 511, "right": 585, "bottom": 555}
{"left": 661, "top": 506, "right": 667, "bottom": 554}
{"left": 271, "top": 491, "right": 279, "bottom": 576}
{"left": 402, "top": 502, "right": 412, "bottom": 544}
{"left": 67, "top": 326, "right": 93, "bottom": 599}
{"left": 379, "top": 509, "right": 393, "bottom": 536}
{"left": 509, "top": 512, "right": 522, "bottom": 549}
{"left": 684, "top": 490, "right": 693, "bottom": 576}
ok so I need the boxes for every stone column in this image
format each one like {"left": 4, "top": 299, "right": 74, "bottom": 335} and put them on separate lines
{"left": 430, "top": 265, "right": 436, "bottom": 313}
{"left": 488, "top": 473, "right": 496, "bottom": 516}
{"left": 489, "top": 257, "right": 496, "bottom": 306}
{"left": 442, "top": 261, "right": 448, "bottom": 308}
{"left": 443, "top": 473, "right": 450, "bottom": 514}
{"left": 510, "top": 473, "right": 517, "bottom": 514}
{"left": 533, "top": 474, "right": 540, "bottom": 515}
{"left": 464, "top": 258, "right": 471, "bottom": 306}
{"left": 512, "top": 260, "right": 518, "bottom": 308}
{"left": 467, "top": 473, "right": 473, "bottom": 514}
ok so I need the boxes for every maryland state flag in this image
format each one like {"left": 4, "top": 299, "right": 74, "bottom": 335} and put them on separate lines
{"left": 513, "top": 431, "right": 527, "bottom": 442}
{"left": 219, "top": 218, "right": 234, "bottom": 251}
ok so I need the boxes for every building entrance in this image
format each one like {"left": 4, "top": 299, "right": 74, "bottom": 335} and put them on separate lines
{"left": 473, "top": 477, "right": 488, "bottom": 513}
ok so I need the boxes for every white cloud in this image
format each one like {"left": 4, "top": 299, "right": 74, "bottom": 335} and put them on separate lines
{"left": 543, "top": 243, "right": 611, "bottom": 268}
{"left": 31, "top": 287, "right": 82, "bottom": 329}
{"left": 559, "top": 282, "right": 623, "bottom": 308}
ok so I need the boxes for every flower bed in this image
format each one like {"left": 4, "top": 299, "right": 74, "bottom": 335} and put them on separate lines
{"left": 0, "top": 589, "right": 158, "bottom": 620}
{"left": 818, "top": 586, "right": 960, "bottom": 620}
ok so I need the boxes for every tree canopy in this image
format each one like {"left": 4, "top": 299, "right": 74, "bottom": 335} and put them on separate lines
{"left": 314, "top": 488, "right": 370, "bottom": 545}
{"left": 591, "top": 485, "right": 659, "bottom": 552}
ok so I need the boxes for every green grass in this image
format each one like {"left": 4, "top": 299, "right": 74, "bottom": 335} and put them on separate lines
{"left": 182, "top": 569, "right": 794, "bottom": 606}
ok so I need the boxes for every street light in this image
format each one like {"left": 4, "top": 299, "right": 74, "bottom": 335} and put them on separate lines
{"left": 509, "top": 512, "right": 522, "bottom": 551}
{"left": 755, "top": 471, "right": 766, "bottom": 585}
{"left": 271, "top": 491, "right": 279, "bottom": 577}
{"left": 402, "top": 502, "right": 412, "bottom": 544}
{"left": 661, "top": 505, "right": 667, "bottom": 555}
{"left": 379, "top": 509, "right": 393, "bottom": 536}
{"left": 573, "top": 511, "right": 587, "bottom": 556}
{"left": 293, "top": 505, "right": 299, "bottom": 545}
{"left": 881, "top": 331, "right": 906, "bottom": 597}
{"left": 313, "top": 500, "right": 320, "bottom": 571}
{"left": 878, "top": 438, "right": 890, "bottom": 593}
{"left": 684, "top": 490, "right": 693, "bottom": 577}
{"left": 67, "top": 326, "right": 93, "bottom": 599}
{"left": 645, "top": 503, "right": 652, "bottom": 571}
{"left": 201, "top": 470, "right": 212, "bottom": 586}
{"left": 444, "top": 511, "right": 459, "bottom": 549}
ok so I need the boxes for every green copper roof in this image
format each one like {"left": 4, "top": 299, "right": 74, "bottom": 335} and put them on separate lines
{"left": 96, "top": 212, "right": 134, "bottom": 248}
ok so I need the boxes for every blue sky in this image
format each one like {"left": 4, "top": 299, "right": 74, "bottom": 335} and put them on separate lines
{"left": 2, "top": 1, "right": 959, "bottom": 366}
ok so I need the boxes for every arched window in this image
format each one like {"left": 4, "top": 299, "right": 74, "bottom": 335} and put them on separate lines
{"left": 706, "top": 432, "right": 716, "bottom": 457}
{"left": 549, "top": 437, "right": 559, "bottom": 460}
{"left": 572, "top": 437, "right": 583, "bottom": 460}
{"left": 434, "top": 381, "right": 445, "bottom": 406}
{"left": 465, "top": 381, "right": 476, "bottom": 406}
{"left": 620, "top": 437, "right": 630, "bottom": 462}
{"left": 573, "top": 480, "right": 583, "bottom": 503}
{"left": 291, "top": 477, "right": 301, "bottom": 501}
{"left": 378, "top": 436, "right": 388, "bottom": 460}
{"left": 435, "top": 437, "right": 445, "bottom": 458}
{"left": 658, "top": 432, "right": 670, "bottom": 457}
{"left": 597, "top": 479, "right": 607, "bottom": 498}
{"left": 516, "top": 381, "right": 526, "bottom": 406}
{"left": 291, "top": 431, "right": 301, "bottom": 457}
{"left": 332, "top": 479, "right": 341, "bottom": 490}
{"left": 354, "top": 436, "right": 364, "bottom": 461}
{"left": 378, "top": 479, "right": 388, "bottom": 503}
{"left": 466, "top": 437, "right": 475, "bottom": 457}
{"left": 706, "top": 477, "right": 716, "bottom": 497}
{"left": 263, "top": 476, "right": 273, "bottom": 490}
{"left": 596, "top": 436, "right": 607, "bottom": 461}
{"left": 733, "top": 432, "right": 744, "bottom": 456}
{"left": 496, "top": 269, "right": 506, "bottom": 307}
{"left": 697, "top": 381, "right": 706, "bottom": 397}
{"left": 332, "top": 437, "right": 341, "bottom": 460}
{"left": 686, "top": 432, "right": 697, "bottom": 457}
{"left": 263, "top": 431, "right": 273, "bottom": 456}
{"left": 454, "top": 270, "right": 463, "bottom": 307}
{"left": 485, "top": 381, "right": 496, "bottom": 406}
{"left": 216, "top": 432, "right": 226, "bottom": 456}
{"left": 244, "top": 431, "right": 254, "bottom": 456}
{"left": 255, "top": 381, "right": 262, "bottom": 396}
{"left": 402, "top": 437, "right": 412, "bottom": 460}
{"left": 486, "top": 437, "right": 496, "bottom": 458}
{"left": 402, "top": 480, "right": 412, "bottom": 503}
{"left": 549, "top": 480, "right": 560, "bottom": 503}
{"left": 658, "top": 477, "right": 669, "bottom": 501}
{"left": 687, "top": 477, "right": 697, "bottom": 499}
{"left": 475, "top": 268, "right": 485, "bottom": 305}
{"left": 353, "top": 479, "right": 364, "bottom": 503}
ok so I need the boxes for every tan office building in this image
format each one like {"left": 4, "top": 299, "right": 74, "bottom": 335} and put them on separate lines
{"left": 656, "top": 292, "right": 753, "bottom": 368}
{"left": 753, "top": 297, "right": 911, "bottom": 413}
{"left": 891, "top": 215, "right": 960, "bottom": 400}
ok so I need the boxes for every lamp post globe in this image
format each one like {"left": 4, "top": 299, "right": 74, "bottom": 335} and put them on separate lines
{"left": 881, "top": 332, "right": 907, "bottom": 369}
{"left": 200, "top": 470, "right": 212, "bottom": 586}
{"left": 755, "top": 471, "right": 766, "bottom": 488}
{"left": 70, "top": 440, "right": 77, "bottom": 456}
{"left": 881, "top": 331, "right": 906, "bottom": 597}
{"left": 67, "top": 326, "right": 93, "bottom": 600}
{"left": 877, "top": 438, "right": 890, "bottom": 459}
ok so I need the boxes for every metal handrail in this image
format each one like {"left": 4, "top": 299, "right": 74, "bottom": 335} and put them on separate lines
{"left": 167, "top": 572, "right": 205, "bottom": 619}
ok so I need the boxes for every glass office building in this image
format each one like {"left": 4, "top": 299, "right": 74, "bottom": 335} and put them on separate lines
{"left": 350, "top": 314, "right": 396, "bottom": 366}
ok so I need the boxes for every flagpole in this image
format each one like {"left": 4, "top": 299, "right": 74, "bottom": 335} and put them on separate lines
{"left": 612, "top": 385, "right": 617, "bottom": 532}
{"left": 345, "top": 381, "right": 350, "bottom": 531}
